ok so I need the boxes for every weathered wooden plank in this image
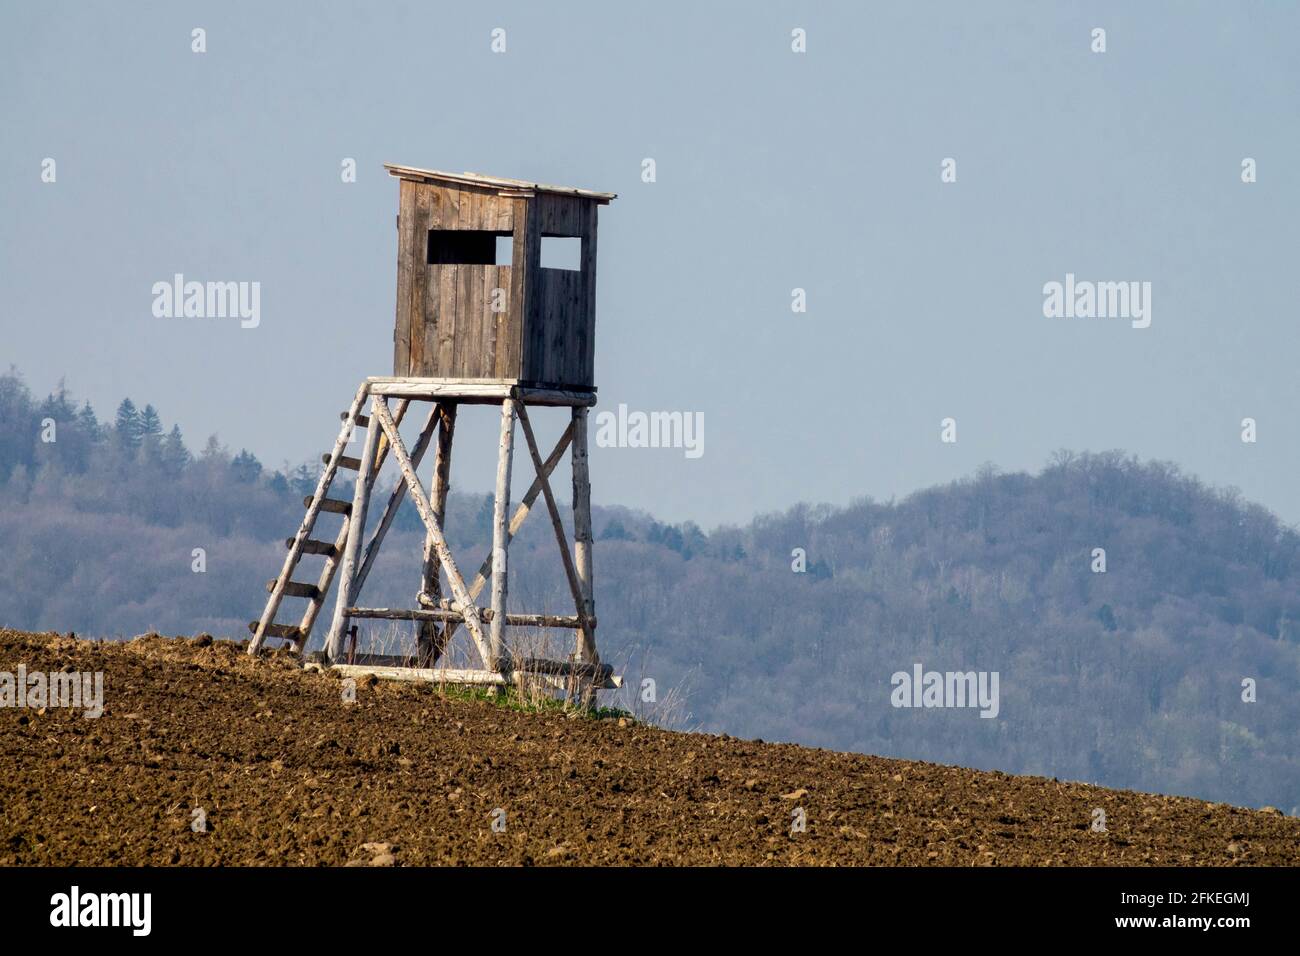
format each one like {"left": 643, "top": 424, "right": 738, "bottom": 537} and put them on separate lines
{"left": 570, "top": 405, "right": 598, "bottom": 665}
{"left": 288, "top": 537, "right": 338, "bottom": 557}
{"left": 394, "top": 180, "right": 416, "bottom": 375}
{"left": 324, "top": 663, "right": 620, "bottom": 690}
{"left": 408, "top": 600, "right": 592, "bottom": 632}
{"left": 489, "top": 399, "right": 516, "bottom": 667}
{"left": 408, "top": 183, "right": 433, "bottom": 373}
{"left": 455, "top": 262, "right": 480, "bottom": 377}
{"left": 558, "top": 269, "right": 582, "bottom": 387}
{"left": 351, "top": 606, "right": 590, "bottom": 629}
{"left": 271, "top": 580, "right": 321, "bottom": 600}
{"left": 540, "top": 193, "right": 578, "bottom": 237}
{"left": 579, "top": 201, "right": 599, "bottom": 387}
{"left": 495, "top": 191, "right": 513, "bottom": 233}
{"left": 418, "top": 402, "right": 456, "bottom": 665}
{"left": 435, "top": 262, "right": 458, "bottom": 375}
{"left": 532, "top": 267, "right": 584, "bottom": 388}
{"left": 328, "top": 663, "right": 509, "bottom": 686}
{"left": 248, "top": 621, "right": 302, "bottom": 640}
{"left": 483, "top": 265, "right": 504, "bottom": 377}
{"left": 519, "top": 195, "right": 543, "bottom": 384}
{"left": 365, "top": 379, "right": 596, "bottom": 406}
{"left": 323, "top": 395, "right": 386, "bottom": 661}
{"left": 384, "top": 164, "right": 617, "bottom": 203}
{"left": 500, "top": 198, "right": 529, "bottom": 379}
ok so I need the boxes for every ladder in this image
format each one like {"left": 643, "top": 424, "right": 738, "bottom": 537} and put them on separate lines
{"left": 247, "top": 384, "right": 410, "bottom": 654}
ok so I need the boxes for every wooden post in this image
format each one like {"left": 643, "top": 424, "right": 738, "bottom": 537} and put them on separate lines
{"left": 418, "top": 402, "right": 457, "bottom": 665}
{"left": 571, "top": 405, "right": 598, "bottom": 705}
{"left": 324, "top": 395, "right": 385, "bottom": 662}
{"left": 489, "top": 399, "right": 516, "bottom": 671}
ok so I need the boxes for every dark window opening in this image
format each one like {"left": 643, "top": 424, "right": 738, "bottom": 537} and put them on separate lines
{"left": 427, "top": 230, "right": 513, "bottom": 266}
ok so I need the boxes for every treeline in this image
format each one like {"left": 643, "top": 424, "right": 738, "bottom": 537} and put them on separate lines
{"left": 2, "top": 369, "right": 1298, "bottom": 812}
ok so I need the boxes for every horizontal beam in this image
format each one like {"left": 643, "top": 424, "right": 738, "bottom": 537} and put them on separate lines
{"left": 248, "top": 621, "right": 302, "bottom": 640}
{"left": 347, "top": 606, "right": 594, "bottom": 629}
{"left": 364, "top": 378, "right": 596, "bottom": 407}
{"left": 326, "top": 663, "right": 509, "bottom": 685}
{"left": 270, "top": 580, "right": 322, "bottom": 599}
{"left": 320, "top": 662, "right": 621, "bottom": 689}
{"left": 288, "top": 537, "right": 339, "bottom": 557}
{"left": 512, "top": 657, "right": 615, "bottom": 682}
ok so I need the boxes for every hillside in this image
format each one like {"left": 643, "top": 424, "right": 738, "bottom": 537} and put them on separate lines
{"left": 2, "top": 370, "right": 1300, "bottom": 811}
{"left": 1, "top": 628, "right": 1297, "bottom": 866}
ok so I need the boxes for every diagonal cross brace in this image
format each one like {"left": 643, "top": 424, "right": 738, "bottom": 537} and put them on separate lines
{"left": 369, "top": 397, "right": 495, "bottom": 669}
{"left": 438, "top": 419, "right": 574, "bottom": 645}
{"left": 354, "top": 401, "right": 444, "bottom": 593}
{"left": 516, "top": 402, "right": 595, "bottom": 655}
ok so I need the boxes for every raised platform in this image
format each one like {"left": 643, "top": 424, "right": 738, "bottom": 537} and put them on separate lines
{"left": 365, "top": 377, "right": 596, "bottom": 407}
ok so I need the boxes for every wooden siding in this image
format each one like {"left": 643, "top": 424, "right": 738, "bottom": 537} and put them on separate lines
{"left": 395, "top": 181, "right": 600, "bottom": 389}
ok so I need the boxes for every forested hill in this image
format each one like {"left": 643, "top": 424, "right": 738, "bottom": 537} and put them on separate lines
{"left": 1, "top": 369, "right": 1298, "bottom": 811}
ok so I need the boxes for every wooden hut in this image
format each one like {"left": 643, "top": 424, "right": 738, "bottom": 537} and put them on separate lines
{"left": 388, "top": 165, "right": 614, "bottom": 390}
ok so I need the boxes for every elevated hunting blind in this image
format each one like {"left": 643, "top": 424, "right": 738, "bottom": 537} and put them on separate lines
{"left": 390, "top": 164, "right": 613, "bottom": 389}
{"left": 248, "top": 165, "right": 618, "bottom": 699}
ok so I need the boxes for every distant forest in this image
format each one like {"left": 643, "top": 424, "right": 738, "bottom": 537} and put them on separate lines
{"left": 2, "top": 367, "right": 1298, "bottom": 813}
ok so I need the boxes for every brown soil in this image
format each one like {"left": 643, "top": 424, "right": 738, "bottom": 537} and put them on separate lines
{"left": 1, "top": 627, "right": 1296, "bottom": 866}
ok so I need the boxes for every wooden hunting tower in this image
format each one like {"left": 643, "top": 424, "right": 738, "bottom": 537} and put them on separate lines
{"left": 389, "top": 164, "right": 613, "bottom": 390}
{"left": 248, "top": 165, "right": 618, "bottom": 700}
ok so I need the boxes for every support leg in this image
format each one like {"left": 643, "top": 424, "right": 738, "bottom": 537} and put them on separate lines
{"left": 418, "top": 402, "right": 457, "bottom": 666}
{"left": 490, "top": 399, "right": 517, "bottom": 672}
{"left": 571, "top": 406, "right": 597, "bottom": 660}
{"left": 324, "top": 395, "right": 384, "bottom": 662}
{"left": 570, "top": 405, "right": 598, "bottom": 704}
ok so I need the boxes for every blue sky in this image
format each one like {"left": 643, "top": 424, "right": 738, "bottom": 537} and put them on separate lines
{"left": 3, "top": 1, "right": 1298, "bottom": 526}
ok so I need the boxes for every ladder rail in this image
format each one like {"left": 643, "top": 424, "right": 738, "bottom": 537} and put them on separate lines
{"left": 293, "top": 398, "right": 411, "bottom": 652}
{"left": 249, "top": 382, "right": 370, "bottom": 653}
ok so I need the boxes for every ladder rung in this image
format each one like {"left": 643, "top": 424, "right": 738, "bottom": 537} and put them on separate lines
{"left": 268, "top": 580, "right": 322, "bottom": 600}
{"left": 288, "top": 537, "right": 339, "bottom": 557}
{"left": 346, "top": 411, "right": 370, "bottom": 428}
{"left": 308, "top": 496, "right": 352, "bottom": 515}
{"left": 249, "top": 621, "right": 302, "bottom": 640}
{"left": 329, "top": 454, "right": 361, "bottom": 471}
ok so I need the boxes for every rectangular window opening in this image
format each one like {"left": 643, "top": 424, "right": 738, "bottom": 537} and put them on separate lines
{"left": 427, "top": 230, "right": 513, "bottom": 266}
{"left": 541, "top": 236, "right": 582, "bottom": 271}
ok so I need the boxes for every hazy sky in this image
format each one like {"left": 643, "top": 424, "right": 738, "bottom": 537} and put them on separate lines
{"left": 4, "top": 2, "right": 1299, "bottom": 528}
